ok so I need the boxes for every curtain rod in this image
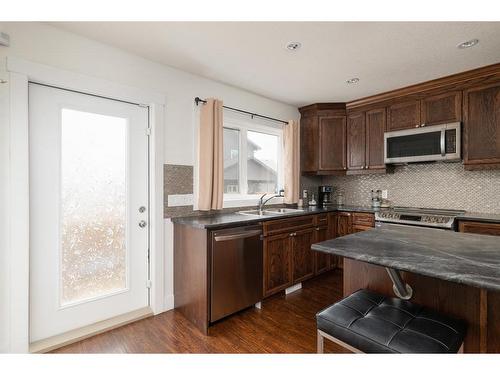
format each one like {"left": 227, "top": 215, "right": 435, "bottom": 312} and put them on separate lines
{"left": 194, "top": 97, "right": 288, "bottom": 125}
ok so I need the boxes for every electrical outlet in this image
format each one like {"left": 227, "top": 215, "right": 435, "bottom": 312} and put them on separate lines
{"left": 167, "top": 194, "right": 194, "bottom": 207}
{"left": 381, "top": 190, "right": 388, "bottom": 199}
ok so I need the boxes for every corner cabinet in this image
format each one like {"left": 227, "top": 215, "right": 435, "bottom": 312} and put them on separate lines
{"left": 463, "top": 82, "right": 500, "bottom": 170}
{"left": 299, "top": 104, "right": 347, "bottom": 175}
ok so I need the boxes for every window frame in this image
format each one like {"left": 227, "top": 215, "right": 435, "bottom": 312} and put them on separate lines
{"left": 223, "top": 113, "right": 284, "bottom": 208}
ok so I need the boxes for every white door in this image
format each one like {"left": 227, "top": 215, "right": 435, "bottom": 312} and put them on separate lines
{"left": 29, "top": 83, "right": 150, "bottom": 343}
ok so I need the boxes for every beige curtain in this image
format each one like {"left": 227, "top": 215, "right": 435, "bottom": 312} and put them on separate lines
{"left": 283, "top": 120, "right": 300, "bottom": 204}
{"left": 198, "top": 98, "right": 224, "bottom": 211}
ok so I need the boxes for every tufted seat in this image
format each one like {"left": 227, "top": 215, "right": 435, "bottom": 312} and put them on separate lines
{"left": 316, "top": 289, "right": 466, "bottom": 353}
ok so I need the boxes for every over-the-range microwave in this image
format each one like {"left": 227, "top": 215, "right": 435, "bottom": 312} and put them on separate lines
{"left": 384, "top": 122, "right": 461, "bottom": 164}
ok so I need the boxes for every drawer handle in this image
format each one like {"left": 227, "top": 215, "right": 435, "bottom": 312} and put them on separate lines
{"left": 214, "top": 229, "right": 262, "bottom": 242}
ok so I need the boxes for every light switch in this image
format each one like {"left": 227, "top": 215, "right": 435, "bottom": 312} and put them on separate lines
{"left": 381, "top": 190, "right": 388, "bottom": 199}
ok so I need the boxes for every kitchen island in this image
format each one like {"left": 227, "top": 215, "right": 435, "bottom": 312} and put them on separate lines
{"left": 312, "top": 224, "right": 500, "bottom": 353}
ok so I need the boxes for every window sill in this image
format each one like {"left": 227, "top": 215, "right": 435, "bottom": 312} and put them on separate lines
{"left": 223, "top": 195, "right": 285, "bottom": 209}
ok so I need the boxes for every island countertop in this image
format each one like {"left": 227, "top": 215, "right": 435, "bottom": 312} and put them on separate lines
{"left": 311, "top": 224, "right": 500, "bottom": 292}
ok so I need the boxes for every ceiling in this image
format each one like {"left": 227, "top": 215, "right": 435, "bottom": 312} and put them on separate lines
{"left": 50, "top": 22, "right": 500, "bottom": 107}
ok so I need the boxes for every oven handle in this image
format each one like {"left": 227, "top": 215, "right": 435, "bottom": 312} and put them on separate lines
{"left": 214, "top": 229, "right": 263, "bottom": 242}
{"left": 440, "top": 129, "right": 446, "bottom": 156}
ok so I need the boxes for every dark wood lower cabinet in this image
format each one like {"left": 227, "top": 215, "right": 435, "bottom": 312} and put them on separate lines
{"left": 292, "top": 228, "right": 315, "bottom": 283}
{"left": 458, "top": 220, "right": 500, "bottom": 236}
{"left": 314, "top": 225, "right": 330, "bottom": 275}
{"left": 263, "top": 232, "right": 293, "bottom": 297}
{"left": 336, "top": 212, "right": 352, "bottom": 237}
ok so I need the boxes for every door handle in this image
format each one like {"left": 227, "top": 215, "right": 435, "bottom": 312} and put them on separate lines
{"left": 139, "top": 220, "right": 147, "bottom": 228}
{"left": 440, "top": 129, "right": 446, "bottom": 157}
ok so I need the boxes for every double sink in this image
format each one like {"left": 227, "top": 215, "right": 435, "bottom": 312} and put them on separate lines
{"left": 237, "top": 208, "right": 305, "bottom": 217}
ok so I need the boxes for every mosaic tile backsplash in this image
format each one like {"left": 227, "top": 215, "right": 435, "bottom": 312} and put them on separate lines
{"left": 320, "top": 163, "right": 500, "bottom": 214}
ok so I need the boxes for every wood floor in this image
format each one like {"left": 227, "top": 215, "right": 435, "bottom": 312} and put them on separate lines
{"left": 52, "top": 270, "right": 348, "bottom": 353}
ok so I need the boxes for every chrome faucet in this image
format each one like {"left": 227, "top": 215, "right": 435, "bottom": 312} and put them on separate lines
{"left": 258, "top": 189, "right": 285, "bottom": 214}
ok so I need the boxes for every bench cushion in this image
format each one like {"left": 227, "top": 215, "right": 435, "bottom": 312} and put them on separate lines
{"left": 316, "top": 289, "right": 466, "bottom": 353}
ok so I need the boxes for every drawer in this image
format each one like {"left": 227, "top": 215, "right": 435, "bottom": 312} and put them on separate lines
{"left": 352, "top": 212, "right": 375, "bottom": 227}
{"left": 314, "top": 214, "right": 329, "bottom": 226}
{"left": 458, "top": 221, "right": 500, "bottom": 236}
{"left": 263, "top": 215, "right": 315, "bottom": 236}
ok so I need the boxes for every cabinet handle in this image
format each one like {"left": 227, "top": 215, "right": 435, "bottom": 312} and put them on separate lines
{"left": 316, "top": 227, "right": 320, "bottom": 231}
{"left": 415, "top": 124, "right": 420, "bottom": 128}
{"left": 421, "top": 123, "right": 426, "bottom": 127}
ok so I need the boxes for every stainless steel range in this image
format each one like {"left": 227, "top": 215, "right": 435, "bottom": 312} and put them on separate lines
{"left": 375, "top": 207, "right": 466, "bottom": 230}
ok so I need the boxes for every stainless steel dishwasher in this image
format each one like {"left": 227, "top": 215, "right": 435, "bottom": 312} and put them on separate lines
{"left": 210, "top": 224, "right": 263, "bottom": 323}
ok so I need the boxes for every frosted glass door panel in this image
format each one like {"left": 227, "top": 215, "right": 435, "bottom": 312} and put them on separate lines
{"left": 61, "top": 109, "right": 128, "bottom": 305}
{"left": 29, "top": 83, "right": 149, "bottom": 342}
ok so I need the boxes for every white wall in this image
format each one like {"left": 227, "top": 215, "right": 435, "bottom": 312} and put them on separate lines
{"left": 0, "top": 65, "right": 10, "bottom": 353}
{"left": 0, "top": 22, "right": 299, "bottom": 350}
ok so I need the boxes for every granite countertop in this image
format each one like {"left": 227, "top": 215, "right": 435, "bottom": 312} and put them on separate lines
{"left": 170, "top": 203, "right": 500, "bottom": 229}
{"left": 457, "top": 212, "right": 500, "bottom": 224}
{"left": 312, "top": 224, "right": 500, "bottom": 292}
{"left": 171, "top": 205, "right": 376, "bottom": 229}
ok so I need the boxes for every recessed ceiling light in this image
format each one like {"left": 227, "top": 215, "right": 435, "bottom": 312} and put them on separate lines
{"left": 457, "top": 39, "right": 479, "bottom": 49}
{"left": 346, "top": 78, "right": 360, "bottom": 84}
{"left": 286, "top": 42, "right": 301, "bottom": 51}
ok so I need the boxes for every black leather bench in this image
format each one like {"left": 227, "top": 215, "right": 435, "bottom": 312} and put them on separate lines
{"left": 316, "top": 289, "right": 466, "bottom": 353}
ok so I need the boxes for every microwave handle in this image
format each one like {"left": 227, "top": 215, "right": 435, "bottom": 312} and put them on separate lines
{"left": 440, "top": 129, "right": 446, "bottom": 156}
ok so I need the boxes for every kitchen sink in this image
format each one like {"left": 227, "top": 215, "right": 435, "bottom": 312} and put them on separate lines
{"left": 264, "top": 208, "right": 305, "bottom": 214}
{"left": 237, "top": 208, "right": 305, "bottom": 217}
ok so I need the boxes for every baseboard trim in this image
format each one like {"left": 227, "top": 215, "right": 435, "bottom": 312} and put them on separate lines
{"left": 30, "top": 306, "right": 153, "bottom": 353}
{"left": 285, "top": 283, "right": 302, "bottom": 295}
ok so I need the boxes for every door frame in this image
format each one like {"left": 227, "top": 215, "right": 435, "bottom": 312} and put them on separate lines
{"left": 5, "top": 56, "right": 166, "bottom": 353}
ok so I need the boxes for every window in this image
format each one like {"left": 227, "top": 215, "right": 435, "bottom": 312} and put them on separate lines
{"left": 223, "top": 115, "right": 283, "bottom": 205}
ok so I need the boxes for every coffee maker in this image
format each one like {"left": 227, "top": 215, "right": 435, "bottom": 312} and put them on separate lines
{"left": 317, "top": 186, "right": 334, "bottom": 207}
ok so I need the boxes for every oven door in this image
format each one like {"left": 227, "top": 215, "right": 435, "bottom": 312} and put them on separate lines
{"left": 384, "top": 122, "right": 461, "bottom": 164}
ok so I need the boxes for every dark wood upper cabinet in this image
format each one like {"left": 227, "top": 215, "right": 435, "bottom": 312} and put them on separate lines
{"left": 463, "top": 82, "right": 500, "bottom": 169}
{"left": 346, "top": 112, "right": 366, "bottom": 171}
{"left": 366, "top": 108, "right": 386, "bottom": 170}
{"left": 421, "top": 91, "right": 462, "bottom": 126}
{"left": 299, "top": 104, "right": 347, "bottom": 175}
{"left": 387, "top": 100, "right": 421, "bottom": 131}
{"left": 318, "top": 116, "right": 347, "bottom": 172}
{"left": 346, "top": 108, "right": 386, "bottom": 174}
{"left": 300, "top": 116, "right": 319, "bottom": 173}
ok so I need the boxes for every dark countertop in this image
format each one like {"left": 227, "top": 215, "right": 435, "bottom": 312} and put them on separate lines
{"left": 457, "top": 212, "right": 500, "bottom": 224}
{"left": 312, "top": 224, "right": 500, "bottom": 292}
{"left": 170, "top": 205, "right": 376, "bottom": 229}
{"left": 170, "top": 203, "right": 500, "bottom": 229}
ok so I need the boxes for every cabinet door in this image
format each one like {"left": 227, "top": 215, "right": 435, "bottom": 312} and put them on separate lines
{"left": 313, "top": 226, "right": 330, "bottom": 275}
{"left": 387, "top": 100, "right": 421, "bottom": 131}
{"left": 319, "top": 116, "right": 347, "bottom": 171}
{"left": 458, "top": 221, "right": 500, "bottom": 236}
{"left": 300, "top": 116, "right": 319, "bottom": 173}
{"left": 421, "top": 91, "right": 462, "bottom": 126}
{"left": 292, "top": 228, "right": 315, "bottom": 283}
{"left": 336, "top": 212, "right": 353, "bottom": 237}
{"left": 463, "top": 83, "right": 500, "bottom": 168}
{"left": 263, "top": 233, "right": 292, "bottom": 296}
{"left": 352, "top": 225, "right": 373, "bottom": 233}
{"left": 347, "top": 112, "right": 366, "bottom": 171}
{"left": 366, "top": 108, "right": 386, "bottom": 170}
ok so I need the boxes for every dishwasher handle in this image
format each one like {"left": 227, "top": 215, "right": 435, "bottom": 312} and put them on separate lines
{"left": 214, "top": 229, "right": 262, "bottom": 242}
